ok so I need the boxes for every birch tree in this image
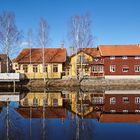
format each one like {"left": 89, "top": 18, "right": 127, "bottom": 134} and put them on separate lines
{"left": 38, "top": 17, "right": 50, "bottom": 81}
{"left": 0, "top": 11, "right": 21, "bottom": 72}
{"left": 68, "top": 13, "right": 93, "bottom": 78}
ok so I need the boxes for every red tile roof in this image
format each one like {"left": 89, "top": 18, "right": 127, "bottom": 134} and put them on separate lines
{"left": 99, "top": 44, "right": 140, "bottom": 56}
{"left": 15, "top": 48, "right": 67, "bottom": 63}
{"left": 71, "top": 48, "right": 100, "bottom": 57}
{"left": 15, "top": 107, "right": 67, "bottom": 118}
{"left": 99, "top": 114, "right": 140, "bottom": 123}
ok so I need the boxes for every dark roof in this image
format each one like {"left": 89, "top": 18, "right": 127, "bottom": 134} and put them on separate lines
{"left": 99, "top": 44, "right": 140, "bottom": 56}
{"left": 15, "top": 107, "right": 67, "bottom": 118}
{"left": 14, "top": 48, "right": 67, "bottom": 63}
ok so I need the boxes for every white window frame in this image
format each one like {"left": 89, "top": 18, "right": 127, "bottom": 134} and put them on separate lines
{"left": 123, "top": 110, "right": 128, "bottom": 113}
{"left": 135, "top": 110, "right": 140, "bottom": 113}
{"left": 110, "top": 110, "right": 116, "bottom": 113}
{"left": 135, "top": 56, "right": 140, "bottom": 59}
{"left": 92, "top": 97, "right": 104, "bottom": 104}
{"left": 110, "top": 97, "right": 116, "bottom": 104}
{"left": 122, "top": 56, "right": 128, "bottom": 59}
{"left": 122, "top": 67, "right": 129, "bottom": 72}
{"left": 110, "top": 56, "right": 115, "bottom": 60}
{"left": 135, "top": 97, "right": 140, "bottom": 104}
{"left": 33, "top": 65, "right": 38, "bottom": 73}
{"left": 134, "top": 65, "right": 140, "bottom": 72}
{"left": 110, "top": 65, "right": 116, "bottom": 72}
{"left": 122, "top": 97, "right": 129, "bottom": 103}
{"left": 92, "top": 66, "right": 104, "bottom": 72}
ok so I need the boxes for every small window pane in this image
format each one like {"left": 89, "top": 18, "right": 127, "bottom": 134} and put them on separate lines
{"left": 53, "top": 64, "right": 58, "bottom": 72}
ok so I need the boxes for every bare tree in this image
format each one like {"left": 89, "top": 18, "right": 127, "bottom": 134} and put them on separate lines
{"left": 0, "top": 11, "right": 21, "bottom": 72}
{"left": 27, "top": 29, "right": 33, "bottom": 81}
{"left": 68, "top": 13, "right": 93, "bottom": 79}
{"left": 69, "top": 13, "right": 93, "bottom": 52}
{"left": 38, "top": 17, "right": 50, "bottom": 81}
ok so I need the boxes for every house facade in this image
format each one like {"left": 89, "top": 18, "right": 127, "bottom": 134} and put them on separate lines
{"left": 13, "top": 48, "right": 67, "bottom": 79}
{"left": 98, "top": 44, "right": 140, "bottom": 78}
{"left": 69, "top": 48, "right": 99, "bottom": 78}
{"left": 20, "top": 92, "right": 63, "bottom": 107}
{"left": 103, "top": 90, "right": 140, "bottom": 113}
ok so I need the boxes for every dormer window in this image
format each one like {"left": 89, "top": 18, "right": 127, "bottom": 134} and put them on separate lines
{"left": 110, "top": 56, "right": 115, "bottom": 60}
{"left": 94, "top": 57, "right": 99, "bottom": 62}
{"left": 122, "top": 56, "right": 127, "bottom": 59}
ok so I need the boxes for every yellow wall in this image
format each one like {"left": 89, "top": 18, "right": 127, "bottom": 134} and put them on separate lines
{"left": 20, "top": 92, "right": 63, "bottom": 107}
{"left": 13, "top": 63, "right": 63, "bottom": 79}
{"left": 68, "top": 92, "right": 93, "bottom": 117}
{"left": 69, "top": 52, "right": 93, "bottom": 77}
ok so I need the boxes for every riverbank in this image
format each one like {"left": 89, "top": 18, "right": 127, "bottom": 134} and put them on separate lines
{"left": 1, "top": 77, "right": 140, "bottom": 92}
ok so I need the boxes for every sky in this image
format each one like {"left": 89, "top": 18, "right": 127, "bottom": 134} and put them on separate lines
{"left": 0, "top": 0, "right": 140, "bottom": 54}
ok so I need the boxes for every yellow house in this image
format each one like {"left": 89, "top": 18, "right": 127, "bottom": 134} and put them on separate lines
{"left": 19, "top": 92, "right": 63, "bottom": 107}
{"left": 66, "top": 91, "right": 93, "bottom": 117}
{"left": 69, "top": 48, "right": 98, "bottom": 78}
{"left": 13, "top": 47, "right": 67, "bottom": 79}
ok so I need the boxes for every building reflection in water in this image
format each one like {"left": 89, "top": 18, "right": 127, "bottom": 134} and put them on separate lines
{"left": 0, "top": 90, "right": 140, "bottom": 140}
{"left": 14, "top": 89, "right": 140, "bottom": 122}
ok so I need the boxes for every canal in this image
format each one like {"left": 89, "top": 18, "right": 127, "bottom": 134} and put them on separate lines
{"left": 0, "top": 88, "right": 140, "bottom": 140}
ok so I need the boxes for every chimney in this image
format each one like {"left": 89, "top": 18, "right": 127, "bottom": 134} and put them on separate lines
{"left": 70, "top": 46, "right": 74, "bottom": 56}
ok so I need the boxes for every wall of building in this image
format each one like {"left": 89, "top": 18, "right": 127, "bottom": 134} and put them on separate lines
{"left": 13, "top": 63, "right": 63, "bottom": 79}
{"left": 20, "top": 92, "right": 63, "bottom": 107}
{"left": 70, "top": 52, "right": 93, "bottom": 77}
{"left": 104, "top": 94, "right": 140, "bottom": 113}
{"left": 104, "top": 56, "right": 140, "bottom": 75}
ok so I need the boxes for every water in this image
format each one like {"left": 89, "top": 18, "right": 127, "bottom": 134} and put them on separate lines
{"left": 0, "top": 89, "right": 140, "bottom": 140}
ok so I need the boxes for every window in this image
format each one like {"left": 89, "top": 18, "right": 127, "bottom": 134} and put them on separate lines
{"left": 53, "top": 98, "right": 58, "bottom": 106}
{"left": 23, "top": 98, "right": 29, "bottom": 106}
{"left": 122, "top": 56, "right": 128, "bottom": 59}
{"left": 94, "top": 57, "right": 99, "bottom": 62}
{"left": 110, "top": 110, "right": 116, "bottom": 113}
{"left": 33, "top": 65, "right": 38, "bottom": 73}
{"left": 134, "top": 65, "right": 140, "bottom": 72}
{"left": 77, "top": 55, "right": 87, "bottom": 64}
{"left": 92, "top": 97, "right": 104, "bottom": 104}
{"left": 43, "top": 98, "right": 48, "bottom": 106}
{"left": 43, "top": 64, "right": 48, "bottom": 72}
{"left": 123, "top": 110, "right": 128, "bottom": 113}
{"left": 33, "top": 97, "right": 38, "bottom": 106}
{"left": 122, "top": 66, "right": 129, "bottom": 72}
{"left": 23, "top": 65, "right": 28, "bottom": 73}
{"left": 110, "top": 65, "right": 115, "bottom": 72}
{"left": 110, "top": 97, "right": 116, "bottom": 104}
{"left": 135, "top": 110, "right": 140, "bottom": 113}
{"left": 135, "top": 97, "right": 140, "bottom": 104}
{"left": 92, "top": 66, "right": 103, "bottom": 72}
{"left": 110, "top": 56, "right": 115, "bottom": 60}
{"left": 53, "top": 64, "right": 58, "bottom": 72}
{"left": 135, "top": 56, "right": 140, "bottom": 59}
{"left": 122, "top": 97, "right": 129, "bottom": 103}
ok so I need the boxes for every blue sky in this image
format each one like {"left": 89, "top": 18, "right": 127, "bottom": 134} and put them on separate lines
{"left": 0, "top": 0, "right": 140, "bottom": 54}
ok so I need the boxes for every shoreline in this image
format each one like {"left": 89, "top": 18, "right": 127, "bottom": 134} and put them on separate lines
{"left": 0, "top": 78, "right": 140, "bottom": 92}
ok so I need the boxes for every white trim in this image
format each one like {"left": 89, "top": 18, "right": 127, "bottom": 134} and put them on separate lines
{"left": 105, "top": 90, "right": 140, "bottom": 94}
{"left": 105, "top": 75, "right": 140, "bottom": 79}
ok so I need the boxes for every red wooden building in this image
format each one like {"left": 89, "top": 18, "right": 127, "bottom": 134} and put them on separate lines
{"left": 98, "top": 44, "right": 140, "bottom": 77}
{"left": 103, "top": 90, "right": 140, "bottom": 113}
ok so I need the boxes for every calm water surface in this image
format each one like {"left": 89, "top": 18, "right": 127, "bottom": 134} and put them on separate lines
{"left": 0, "top": 89, "right": 140, "bottom": 140}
